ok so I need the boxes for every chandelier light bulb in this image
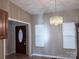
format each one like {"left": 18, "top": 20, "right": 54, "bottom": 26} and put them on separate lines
{"left": 50, "top": 16, "right": 63, "bottom": 26}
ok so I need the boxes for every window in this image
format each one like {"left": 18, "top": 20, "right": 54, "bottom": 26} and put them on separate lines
{"left": 62, "top": 22, "right": 76, "bottom": 49}
{"left": 35, "top": 24, "right": 48, "bottom": 47}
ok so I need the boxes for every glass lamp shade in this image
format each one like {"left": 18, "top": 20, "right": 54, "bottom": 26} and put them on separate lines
{"left": 50, "top": 16, "right": 63, "bottom": 26}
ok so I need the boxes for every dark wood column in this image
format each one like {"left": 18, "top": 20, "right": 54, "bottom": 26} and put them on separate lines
{"left": 76, "top": 24, "right": 79, "bottom": 59}
{"left": 0, "top": 9, "right": 8, "bottom": 39}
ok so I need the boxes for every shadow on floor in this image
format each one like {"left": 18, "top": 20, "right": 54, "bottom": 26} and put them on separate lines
{"left": 6, "top": 53, "right": 51, "bottom": 59}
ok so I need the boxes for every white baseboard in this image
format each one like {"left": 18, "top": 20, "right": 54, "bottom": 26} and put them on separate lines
{"left": 32, "top": 54, "right": 72, "bottom": 59}
{"left": 6, "top": 50, "right": 16, "bottom": 56}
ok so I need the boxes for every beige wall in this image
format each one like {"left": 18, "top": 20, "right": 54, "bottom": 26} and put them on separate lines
{"left": 0, "top": 0, "right": 9, "bottom": 11}
{"left": 8, "top": 2, "right": 32, "bottom": 23}
{"left": 0, "top": 0, "right": 32, "bottom": 59}
{"left": 31, "top": 10, "right": 79, "bottom": 57}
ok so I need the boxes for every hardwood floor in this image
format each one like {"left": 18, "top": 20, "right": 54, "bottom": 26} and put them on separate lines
{"left": 6, "top": 54, "right": 51, "bottom": 59}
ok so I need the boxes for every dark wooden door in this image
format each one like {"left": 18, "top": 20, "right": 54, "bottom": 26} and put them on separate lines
{"left": 16, "top": 26, "right": 26, "bottom": 54}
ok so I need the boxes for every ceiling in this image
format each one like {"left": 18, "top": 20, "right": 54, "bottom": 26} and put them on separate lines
{"left": 10, "top": 0, "right": 79, "bottom": 15}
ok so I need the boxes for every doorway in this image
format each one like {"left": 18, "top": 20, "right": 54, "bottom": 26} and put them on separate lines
{"left": 16, "top": 26, "right": 26, "bottom": 54}
{"left": 5, "top": 18, "right": 31, "bottom": 59}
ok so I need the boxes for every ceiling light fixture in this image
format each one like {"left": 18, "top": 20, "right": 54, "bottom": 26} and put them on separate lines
{"left": 50, "top": 0, "right": 63, "bottom": 26}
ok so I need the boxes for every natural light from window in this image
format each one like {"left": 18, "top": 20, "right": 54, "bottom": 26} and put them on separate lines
{"left": 35, "top": 24, "right": 49, "bottom": 47}
{"left": 62, "top": 22, "right": 76, "bottom": 49}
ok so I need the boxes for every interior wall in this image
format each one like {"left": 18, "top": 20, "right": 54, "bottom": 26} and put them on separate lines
{"left": 0, "top": 0, "right": 9, "bottom": 12}
{"left": 6, "top": 22, "right": 15, "bottom": 55}
{"left": 0, "top": 0, "right": 32, "bottom": 59}
{"left": 7, "top": 1, "right": 32, "bottom": 56}
{"left": 31, "top": 10, "right": 79, "bottom": 57}
{"left": 8, "top": 1, "right": 32, "bottom": 23}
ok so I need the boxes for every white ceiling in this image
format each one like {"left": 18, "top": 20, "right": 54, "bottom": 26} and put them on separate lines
{"left": 10, "top": 0, "right": 79, "bottom": 15}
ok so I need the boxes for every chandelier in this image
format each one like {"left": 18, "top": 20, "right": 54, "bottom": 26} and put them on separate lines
{"left": 50, "top": 0, "right": 63, "bottom": 26}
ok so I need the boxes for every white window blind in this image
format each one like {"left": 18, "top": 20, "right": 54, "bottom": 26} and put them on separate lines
{"left": 62, "top": 22, "right": 76, "bottom": 49}
{"left": 35, "top": 24, "right": 48, "bottom": 47}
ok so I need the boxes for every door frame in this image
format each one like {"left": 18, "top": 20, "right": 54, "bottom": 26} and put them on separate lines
{"left": 4, "top": 17, "right": 32, "bottom": 59}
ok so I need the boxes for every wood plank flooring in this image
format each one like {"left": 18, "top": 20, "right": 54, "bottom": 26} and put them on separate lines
{"left": 6, "top": 54, "right": 51, "bottom": 59}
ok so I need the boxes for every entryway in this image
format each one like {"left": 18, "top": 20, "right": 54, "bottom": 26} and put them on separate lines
{"left": 16, "top": 26, "right": 26, "bottom": 54}
{"left": 5, "top": 18, "right": 31, "bottom": 59}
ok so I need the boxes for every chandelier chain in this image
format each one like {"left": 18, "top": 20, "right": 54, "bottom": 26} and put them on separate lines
{"left": 55, "top": 0, "right": 56, "bottom": 15}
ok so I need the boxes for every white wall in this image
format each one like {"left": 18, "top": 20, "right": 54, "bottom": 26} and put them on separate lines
{"left": 31, "top": 10, "right": 79, "bottom": 57}
{"left": 6, "top": 22, "right": 15, "bottom": 55}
